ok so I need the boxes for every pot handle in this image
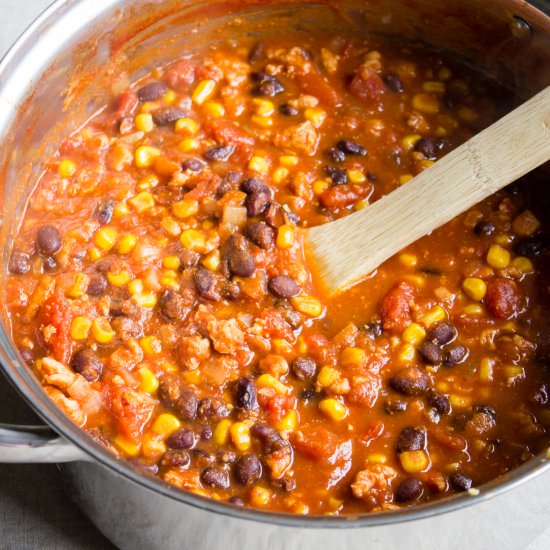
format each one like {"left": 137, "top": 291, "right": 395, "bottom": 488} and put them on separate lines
{"left": 0, "top": 423, "right": 90, "bottom": 463}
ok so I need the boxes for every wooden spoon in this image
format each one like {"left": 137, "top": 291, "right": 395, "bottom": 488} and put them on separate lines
{"left": 305, "top": 85, "right": 550, "bottom": 294}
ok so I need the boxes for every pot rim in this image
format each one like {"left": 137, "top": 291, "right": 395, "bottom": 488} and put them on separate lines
{"left": 1, "top": 0, "right": 550, "bottom": 529}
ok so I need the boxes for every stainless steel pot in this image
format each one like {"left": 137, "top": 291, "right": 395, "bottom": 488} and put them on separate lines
{"left": 1, "top": 1, "right": 550, "bottom": 548}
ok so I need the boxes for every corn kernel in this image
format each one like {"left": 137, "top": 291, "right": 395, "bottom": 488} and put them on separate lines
{"left": 423, "top": 81, "right": 446, "bottom": 93}
{"left": 412, "top": 93, "right": 440, "bottom": 114}
{"left": 367, "top": 453, "right": 388, "bottom": 464}
{"left": 398, "top": 343, "right": 416, "bottom": 364}
{"left": 132, "top": 292, "right": 158, "bottom": 308}
{"left": 272, "top": 339, "right": 293, "bottom": 356}
{"left": 251, "top": 114, "right": 273, "bottom": 128}
{"left": 512, "top": 210, "right": 540, "bottom": 237}
{"left": 214, "top": 418, "right": 233, "bottom": 445}
{"left": 272, "top": 167, "right": 289, "bottom": 185}
{"left": 94, "top": 227, "right": 118, "bottom": 251}
{"left": 464, "top": 304, "right": 484, "bottom": 315}
{"left": 175, "top": 117, "right": 199, "bottom": 135}
{"left": 252, "top": 98, "right": 275, "bottom": 117}
{"left": 163, "top": 255, "right": 181, "bottom": 270}
{"left": 129, "top": 191, "right": 155, "bottom": 213}
{"left": 142, "top": 434, "right": 166, "bottom": 458}
{"left": 192, "top": 79, "right": 216, "bottom": 105}
{"left": 137, "top": 174, "right": 160, "bottom": 192}
{"left": 313, "top": 179, "right": 330, "bottom": 195}
{"left": 398, "top": 253, "right": 418, "bottom": 268}
{"left": 180, "top": 229, "right": 206, "bottom": 253}
{"left": 70, "top": 316, "right": 92, "bottom": 340}
{"left": 230, "top": 422, "right": 251, "bottom": 451}
{"left": 58, "top": 159, "right": 77, "bottom": 178}
{"left": 511, "top": 256, "right": 534, "bottom": 274}
{"left": 152, "top": 413, "right": 181, "bottom": 438}
{"left": 178, "top": 138, "right": 200, "bottom": 153}
{"left": 203, "top": 101, "right": 225, "bottom": 118}
{"left": 135, "top": 113, "right": 154, "bottom": 132}
{"left": 486, "top": 244, "right": 511, "bottom": 269}
{"left": 107, "top": 270, "right": 132, "bottom": 287}
{"left": 201, "top": 250, "right": 220, "bottom": 272}
{"left": 139, "top": 101, "right": 158, "bottom": 114}
{"left": 160, "top": 276, "right": 180, "bottom": 291}
{"left": 458, "top": 106, "right": 477, "bottom": 122}
{"left": 89, "top": 247, "right": 103, "bottom": 261}
{"left": 494, "top": 233, "right": 513, "bottom": 246}
{"left": 139, "top": 367, "right": 160, "bottom": 394}
{"left": 92, "top": 318, "right": 116, "bottom": 344}
{"left": 249, "top": 486, "right": 272, "bottom": 507}
{"left": 256, "top": 374, "right": 291, "bottom": 395}
{"left": 160, "top": 216, "right": 182, "bottom": 237}
{"left": 291, "top": 295, "right": 323, "bottom": 317}
{"left": 505, "top": 365, "right": 525, "bottom": 381}
{"left": 417, "top": 306, "right": 446, "bottom": 329}
{"left": 280, "top": 155, "right": 299, "bottom": 167}
{"left": 140, "top": 336, "right": 162, "bottom": 356}
{"left": 347, "top": 169, "right": 366, "bottom": 184}
{"left": 402, "top": 134, "right": 421, "bottom": 151}
{"left": 400, "top": 174, "right": 413, "bottom": 185}
{"left": 184, "top": 370, "right": 201, "bottom": 384}
{"left": 438, "top": 67, "right": 452, "bottom": 81}
{"left": 161, "top": 361, "right": 179, "bottom": 373}
{"left": 462, "top": 277, "right": 487, "bottom": 301}
{"left": 172, "top": 199, "right": 199, "bottom": 219}
{"left": 317, "top": 366, "right": 339, "bottom": 388}
{"left": 402, "top": 323, "right": 426, "bottom": 346}
{"left": 354, "top": 199, "right": 369, "bottom": 211}
{"left": 277, "top": 224, "right": 295, "bottom": 249}
{"left": 116, "top": 234, "right": 137, "bottom": 255}
{"left": 319, "top": 398, "right": 348, "bottom": 421}
{"left": 304, "top": 107, "right": 327, "bottom": 128}
{"left": 341, "top": 347, "right": 366, "bottom": 368}
{"left": 479, "top": 357, "right": 495, "bottom": 381}
{"left": 67, "top": 273, "right": 89, "bottom": 298}
{"left": 297, "top": 336, "right": 308, "bottom": 355}
{"left": 248, "top": 156, "right": 269, "bottom": 174}
{"left": 113, "top": 435, "right": 141, "bottom": 457}
{"left": 399, "top": 450, "right": 430, "bottom": 473}
{"left": 449, "top": 394, "right": 472, "bottom": 408}
{"left": 163, "top": 90, "right": 177, "bottom": 104}
{"left": 135, "top": 146, "right": 161, "bottom": 168}
{"left": 277, "top": 410, "right": 298, "bottom": 433}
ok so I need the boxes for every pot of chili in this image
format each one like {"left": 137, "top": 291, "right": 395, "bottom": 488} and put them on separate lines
{"left": 1, "top": 0, "right": 550, "bottom": 548}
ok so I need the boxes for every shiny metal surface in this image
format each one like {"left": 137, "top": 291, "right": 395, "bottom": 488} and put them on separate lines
{"left": 0, "top": 1, "right": 549, "bottom": 548}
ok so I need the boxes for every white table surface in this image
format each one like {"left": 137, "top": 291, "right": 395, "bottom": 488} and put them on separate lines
{"left": 1, "top": 2, "right": 550, "bottom": 549}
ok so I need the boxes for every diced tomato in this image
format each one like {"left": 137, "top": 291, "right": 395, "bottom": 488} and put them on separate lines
{"left": 349, "top": 68, "right": 385, "bottom": 111}
{"left": 359, "top": 420, "right": 385, "bottom": 446}
{"left": 295, "top": 71, "right": 341, "bottom": 107}
{"left": 205, "top": 119, "right": 255, "bottom": 163}
{"left": 348, "top": 373, "right": 382, "bottom": 407}
{"left": 258, "top": 391, "right": 296, "bottom": 422}
{"left": 165, "top": 59, "right": 196, "bottom": 91}
{"left": 258, "top": 309, "right": 294, "bottom": 342}
{"left": 184, "top": 173, "right": 223, "bottom": 201}
{"left": 305, "top": 332, "right": 334, "bottom": 364}
{"left": 485, "top": 277, "right": 524, "bottom": 320}
{"left": 40, "top": 289, "right": 73, "bottom": 364}
{"left": 379, "top": 281, "right": 415, "bottom": 333}
{"left": 319, "top": 183, "right": 370, "bottom": 210}
{"left": 109, "top": 385, "right": 156, "bottom": 441}
{"left": 114, "top": 90, "right": 139, "bottom": 119}
{"left": 430, "top": 425, "right": 467, "bottom": 452}
{"left": 294, "top": 425, "right": 352, "bottom": 464}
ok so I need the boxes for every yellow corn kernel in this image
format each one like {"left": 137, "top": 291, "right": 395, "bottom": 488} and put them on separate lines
{"left": 505, "top": 365, "right": 525, "bottom": 381}
{"left": 464, "top": 304, "right": 484, "bottom": 315}
{"left": 341, "top": 347, "right": 366, "bottom": 368}
{"left": 249, "top": 486, "right": 272, "bottom": 507}
{"left": 160, "top": 276, "right": 180, "bottom": 291}
{"left": 113, "top": 435, "right": 141, "bottom": 457}
{"left": 449, "top": 394, "right": 472, "bottom": 408}
{"left": 132, "top": 292, "right": 158, "bottom": 308}
{"left": 92, "top": 318, "right": 116, "bottom": 344}
{"left": 139, "top": 367, "right": 160, "bottom": 394}
{"left": 399, "top": 450, "right": 430, "bottom": 473}
{"left": 251, "top": 114, "right": 273, "bottom": 128}
{"left": 142, "top": 434, "right": 166, "bottom": 459}
{"left": 201, "top": 250, "right": 221, "bottom": 272}
{"left": 367, "top": 453, "right": 388, "bottom": 464}
{"left": 58, "top": 159, "right": 77, "bottom": 178}
{"left": 291, "top": 295, "right": 323, "bottom": 317}
{"left": 139, "top": 101, "right": 158, "bottom": 114}
{"left": 180, "top": 229, "right": 206, "bottom": 253}
{"left": 458, "top": 106, "right": 477, "bottom": 122}
{"left": 94, "top": 227, "right": 118, "bottom": 251}
{"left": 67, "top": 273, "right": 89, "bottom": 298}
{"left": 214, "top": 418, "right": 233, "bottom": 445}
{"left": 423, "top": 81, "right": 446, "bottom": 93}
{"left": 398, "top": 253, "right": 418, "bottom": 267}
{"left": 494, "top": 233, "right": 513, "bottom": 246}
{"left": 277, "top": 224, "right": 295, "bottom": 249}
{"left": 135, "top": 146, "right": 161, "bottom": 168}
{"left": 137, "top": 174, "right": 160, "bottom": 192}
{"left": 135, "top": 113, "right": 154, "bottom": 133}
{"left": 486, "top": 244, "right": 511, "bottom": 269}
{"left": 412, "top": 93, "right": 440, "bottom": 114}
{"left": 313, "top": 179, "right": 330, "bottom": 196}
{"left": 126, "top": 278, "right": 142, "bottom": 296}
{"left": 70, "top": 316, "right": 92, "bottom": 340}
{"left": 116, "top": 234, "right": 137, "bottom": 255}
{"left": 272, "top": 167, "right": 289, "bottom": 184}
{"left": 129, "top": 191, "right": 155, "bottom": 213}
{"left": 248, "top": 155, "right": 269, "bottom": 175}
{"left": 230, "top": 422, "right": 251, "bottom": 451}
{"left": 402, "top": 134, "right": 421, "bottom": 151}
{"left": 113, "top": 202, "right": 130, "bottom": 219}
{"left": 347, "top": 169, "right": 366, "bottom": 184}
{"left": 511, "top": 256, "right": 534, "bottom": 274}
{"left": 256, "top": 374, "right": 291, "bottom": 395}
{"left": 418, "top": 306, "right": 446, "bottom": 328}
{"left": 319, "top": 398, "right": 348, "bottom": 421}
{"left": 202, "top": 219, "right": 215, "bottom": 231}
{"left": 163, "top": 90, "right": 177, "bottom": 104}
{"left": 512, "top": 210, "right": 540, "bottom": 237}
{"left": 400, "top": 174, "right": 413, "bottom": 185}
{"left": 172, "top": 199, "right": 199, "bottom": 219}
{"left": 398, "top": 343, "right": 416, "bottom": 364}
{"left": 479, "top": 357, "right": 495, "bottom": 382}
{"left": 184, "top": 370, "right": 201, "bottom": 384}
{"left": 107, "top": 270, "right": 132, "bottom": 287}
{"left": 192, "top": 79, "right": 216, "bottom": 105}
{"left": 163, "top": 255, "right": 181, "bottom": 270}
{"left": 175, "top": 117, "right": 199, "bottom": 135}
{"left": 317, "top": 366, "right": 339, "bottom": 388}
{"left": 280, "top": 155, "right": 299, "bottom": 167}
{"left": 252, "top": 98, "right": 275, "bottom": 117}
{"left": 272, "top": 338, "right": 293, "bottom": 356}
{"left": 355, "top": 199, "right": 369, "bottom": 211}
{"left": 402, "top": 323, "right": 426, "bottom": 346}
{"left": 152, "top": 413, "right": 181, "bottom": 438}
{"left": 297, "top": 336, "right": 308, "bottom": 355}
{"left": 140, "top": 336, "right": 162, "bottom": 356}
{"left": 277, "top": 410, "right": 298, "bottom": 433}
{"left": 89, "top": 247, "right": 103, "bottom": 261}
{"left": 161, "top": 360, "right": 179, "bottom": 373}
{"left": 462, "top": 277, "right": 487, "bottom": 301}
{"left": 203, "top": 101, "right": 225, "bottom": 118}
{"left": 160, "top": 216, "right": 182, "bottom": 237}
{"left": 304, "top": 107, "right": 327, "bottom": 128}
{"left": 178, "top": 138, "right": 199, "bottom": 153}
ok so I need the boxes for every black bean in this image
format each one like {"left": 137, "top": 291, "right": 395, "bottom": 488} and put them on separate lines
{"left": 182, "top": 158, "right": 205, "bottom": 173}
{"left": 96, "top": 199, "right": 114, "bottom": 225}
{"left": 158, "top": 376, "right": 181, "bottom": 408}
{"left": 19, "top": 348, "right": 34, "bottom": 365}
{"left": 384, "top": 399, "right": 408, "bottom": 415}
{"left": 166, "top": 428, "right": 196, "bottom": 450}
{"left": 336, "top": 139, "right": 367, "bottom": 156}
{"left": 326, "top": 166, "right": 348, "bottom": 185}
{"left": 201, "top": 466, "right": 230, "bottom": 489}
{"left": 389, "top": 368, "right": 430, "bottom": 396}
{"left": 427, "top": 389, "right": 451, "bottom": 415}
{"left": 8, "top": 250, "right": 31, "bottom": 275}
{"left": 235, "top": 377, "right": 258, "bottom": 410}
{"left": 449, "top": 472, "right": 472, "bottom": 492}
{"left": 246, "top": 191, "right": 271, "bottom": 217}
{"left": 176, "top": 389, "right": 199, "bottom": 420}
{"left": 71, "top": 349, "right": 103, "bottom": 382}
{"left": 395, "top": 478, "right": 423, "bottom": 502}
{"left": 418, "top": 341, "right": 442, "bottom": 364}
{"left": 396, "top": 427, "right": 426, "bottom": 453}
{"left": 204, "top": 145, "right": 235, "bottom": 162}
{"left": 473, "top": 404, "right": 496, "bottom": 420}
{"left": 248, "top": 42, "right": 265, "bottom": 63}
{"left": 414, "top": 137, "right": 445, "bottom": 160}
{"left": 158, "top": 289, "right": 189, "bottom": 321}
{"left": 513, "top": 235, "right": 549, "bottom": 257}
{"left": 263, "top": 202, "right": 286, "bottom": 228}
{"left": 300, "top": 388, "right": 318, "bottom": 401}
{"left": 161, "top": 449, "right": 191, "bottom": 469}
{"left": 328, "top": 147, "right": 346, "bottom": 163}
{"left": 268, "top": 275, "right": 300, "bottom": 298}
{"left": 223, "top": 280, "right": 241, "bottom": 301}
{"left": 251, "top": 423, "right": 281, "bottom": 447}
{"left": 225, "top": 236, "right": 256, "bottom": 278}
{"left": 245, "top": 222, "right": 275, "bottom": 249}
{"left": 43, "top": 256, "right": 58, "bottom": 271}
{"left": 179, "top": 248, "right": 201, "bottom": 268}
{"left": 87, "top": 274, "right": 108, "bottom": 296}
{"left": 194, "top": 268, "right": 220, "bottom": 301}
{"left": 364, "top": 322, "right": 383, "bottom": 338}
{"left": 198, "top": 397, "right": 230, "bottom": 420}
{"left": 473, "top": 220, "right": 496, "bottom": 237}
{"left": 529, "top": 384, "right": 549, "bottom": 406}
{"left": 137, "top": 81, "right": 168, "bottom": 102}
{"left": 444, "top": 345, "right": 468, "bottom": 366}
{"left": 200, "top": 426, "right": 213, "bottom": 440}
{"left": 37, "top": 225, "right": 62, "bottom": 255}
{"left": 153, "top": 107, "right": 186, "bottom": 126}
{"left": 251, "top": 72, "right": 285, "bottom": 97}
{"left": 291, "top": 357, "right": 317, "bottom": 381}
{"left": 235, "top": 454, "right": 262, "bottom": 485}
{"left": 427, "top": 322, "right": 455, "bottom": 346}
{"left": 241, "top": 177, "right": 269, "bottom": 195}
{"left": 279, "top": 103, "right": 299, "bottom": 116}
{"left": 382, "top": 72, "right": 404, "bottom": 93}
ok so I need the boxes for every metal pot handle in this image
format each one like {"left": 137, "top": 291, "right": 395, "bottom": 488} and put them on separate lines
{"left": 0, "top": 423, "right": 90, "bottom": 463}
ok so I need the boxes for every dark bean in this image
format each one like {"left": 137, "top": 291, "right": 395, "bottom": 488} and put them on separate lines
{"left": 291, "top": 357, "right": 317, "bottom": 381}
{"left": 449, "top": 472, "right": 472, "bottom": 492}
{"left": 382, "top": 72, "right": 404, "bottom": 93}
{"left": 182, "top": 158, "right": 205, "bottom": 172}
{"left": 228, "top": 496, "right": 245, "bottom": 506}
{"left": 226, "top": 237, "right": 256, "bottom": 278}
{"left": 96, "top": 199, "right": 114, "bottom": 225}
{"left": 279, "top": 103, "right": 299, "bottom": 116}
{"left": 235, "top": 454, "right": 262, "bottom": 485}
{"left": 203, "top": 145, "right": 235, "bottom": 162}
{"left": 389, "top": 368, "right": 430, "bottom": 396}
{"left": 193, "top": 448, "right": 215, "bottom": 468}
{"left": 198, "top": 397, "right": 230, "bottom": 420}
{"left": 179, "top": 248, "right": 201, "bottom": 268}
{"left": 246, "top": 191, "right": 271, "bottom": 217}
{"left": 43, "top": 256, "right": 58, "bottom": 271}
{"left": 166, "top": 428, "right": 196, "bottom": 450}
{"left": 530, "top": 384, "right": 549, "bottom": 406}
{"left": 241, "top": 177, "right": 269, "bottom": 195}
{"left": 235, "top": 377, "right": 258, "bottom": 410}
{"left": 200, "top": 426, "right": 213, "bottom": 440}
{"left": 245, "top": 222, "right": 275, "bottom": 249}
{"left": 473, "top": 220, "right": 496, "bottom": 237}
{"left": 37, "top": 225, "right": 62, "bottom": 255}
{"left": 158, "top": 289, "right": 189, "bottom": 321}
{"left": 395, "top": 478, "right": 423, "bottom": 502}
{"left": 473, "top": 404, "right": 496, "bottom": 420}
{"left": 427, "top": 389, "right": 451, "bottom": 415}
{"left": 71, "top": 349, "right": 103, "bottom": 382}
{"left": 8, "top": 250, "right": 31, "bottom": 275}
{"left": 137, "top": 81, "right": 168, "bottom": 102}
{"left": 217, "top": 450, "right": 237, "bottom": 464}
{"left": 427, "top": 322, "right": 455, "bottom": 346}
{"left": 175, "top": 388, "right": 199, "bottom": 420}
{"left": 384, "top": 399, "right": 408, "bottom": 415}
{"left": 201, "top": 466, "right": 230, "bottom": 489}
{"left": 272, "top": 477, "right": 296, "bottom": 492}
{"left": 513, "top": 235, "right": 549, "bottom": 257}
{"left": 158, "top": 375, "right": 182, "bottom": 408}
{"left": 222, "top": 280, "right": 241, "bottom": 301}
{"left": 328, "top": 147, "right": 346, "bottom": 163}
{"left": 300, "top": 388, "right": 317, "bottom": 401}
{"left": 248, "top": 42, "right": 265, "bottom": 63}
{"left": 418, "top": 341, "right": 442, "bottom": 364}
{"left": 161, "top": 450, "right": 191, "bottom": 469}
{"left": 153, "top": 107, "right": 186, "bottom": 126}
{"left": 268, "top": 275, "right": 300, "bottom": 298}
{"left": 194, "top": 267, "right": 220, "bottom": 301}
{"left": 326, "top": 166, "right": 348, "bottom": 185}
{"left": 263, "top": 202, "right": 286, "bottom": 228}
{"left": 251, "top": 72, "right": 285, "bottom": 97}
{"left": 87, "top": 274, "right": 108, "bottom": 296}
{"left": 251, "top": 423, "right": 281, "bottom": 446}
{"left": 396, "top": 427, "right": 426, "bottom": 453}
{"left": 19, "top": 348, "right": 34, "bottom": 365}
{"left": 336, "top": 139, "right": 367, "bottom": 156}
{"left": 414, "top": 137, "right": 445, "bottom": 160}
{"left": 364, "top": 322, "right": 383, "bottom": 338}
{"left": 444, "top": 345, "right": 468, "bottom": 366}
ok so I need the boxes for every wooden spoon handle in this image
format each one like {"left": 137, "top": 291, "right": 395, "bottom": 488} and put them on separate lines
{"left": 306, "top": 85, "right": 550, "bottom": 293}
